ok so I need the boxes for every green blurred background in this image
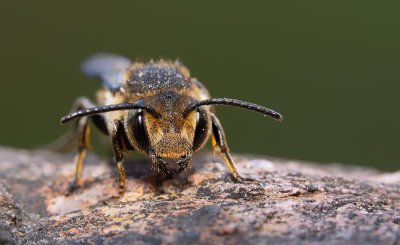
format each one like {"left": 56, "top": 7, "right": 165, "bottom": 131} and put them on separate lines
{"left": 1, "top": 1, "right": 399, "bottom": 171}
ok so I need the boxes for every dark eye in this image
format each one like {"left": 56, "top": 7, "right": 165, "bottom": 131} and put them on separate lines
{"left": 128, "top": 109, "right": 150, "bottom": 152}
{"left": 193, "top": 107, "right": 209, "bottom": 151}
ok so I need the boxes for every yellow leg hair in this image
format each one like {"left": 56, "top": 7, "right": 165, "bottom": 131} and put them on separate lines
{"left": 72, "top": 149, "right": 86, "bottom": 186}
{"left": 223, "top": 151, "right": 256, "bottom": 183}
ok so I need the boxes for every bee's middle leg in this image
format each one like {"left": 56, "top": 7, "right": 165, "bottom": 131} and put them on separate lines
{"left": 67, "top": 97, "right": 101, "bottom": 193}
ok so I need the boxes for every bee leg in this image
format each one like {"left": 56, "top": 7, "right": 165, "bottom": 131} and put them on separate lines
{"left": 104, "top": 120, "right": 127, "bottom": 203}
{"left": 211, "top": 114, "right": 256, "bottom": 183}
{"left": 67, "top": 97, "right": 97, "bottom": 194}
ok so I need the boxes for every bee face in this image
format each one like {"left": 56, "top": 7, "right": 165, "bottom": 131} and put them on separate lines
{"left": 127, "top": 91, "right": 206, "bottom": 174}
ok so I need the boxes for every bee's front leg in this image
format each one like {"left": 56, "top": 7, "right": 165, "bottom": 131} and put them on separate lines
{"left": 211, "top": 114, "right": 256, "bottom": 183}
{"left": 104, "top": 120, "right": 127, "bottom": 203}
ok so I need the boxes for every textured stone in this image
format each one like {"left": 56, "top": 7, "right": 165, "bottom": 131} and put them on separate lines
{"left": 0, "top": 146, "right": 399, "bottom": 244}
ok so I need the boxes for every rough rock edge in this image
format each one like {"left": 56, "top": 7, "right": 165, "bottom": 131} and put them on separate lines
{"left": 0, "top": 146, "right": 399, "bottom": 245}
{"left": 0, "top": 181, "right": 34, "bottom": 244}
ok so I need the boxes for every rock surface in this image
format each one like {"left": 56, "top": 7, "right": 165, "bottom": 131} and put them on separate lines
{"left": 0, "top": 146, "right": 400, "bottom": 244}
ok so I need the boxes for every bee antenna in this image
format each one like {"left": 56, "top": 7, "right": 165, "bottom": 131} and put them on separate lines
{"left": 182, "top": 98, "right": 283, "bottom": 122}
{"left": 60, "top": 99, "right": 161, "bottom": 125}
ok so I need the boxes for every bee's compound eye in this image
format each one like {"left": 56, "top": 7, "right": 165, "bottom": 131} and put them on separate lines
{"left": 193, "top": 107, "right": 209, "bottom": 151}
{"left": 128, "top": 109, "right": 150, "bottom": 153}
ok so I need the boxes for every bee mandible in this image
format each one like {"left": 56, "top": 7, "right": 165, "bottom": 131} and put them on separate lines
{"left": 60, "top": 53, "right": 283, "bottom": 200}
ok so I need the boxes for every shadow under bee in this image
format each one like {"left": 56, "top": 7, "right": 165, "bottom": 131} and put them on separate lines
{"left": 104, "top": 152, "right": 221, "bottom": 189}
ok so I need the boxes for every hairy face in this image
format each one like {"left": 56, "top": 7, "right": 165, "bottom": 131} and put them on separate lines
{"left": 142, "top": 92, "right": 197, "bottom": 174}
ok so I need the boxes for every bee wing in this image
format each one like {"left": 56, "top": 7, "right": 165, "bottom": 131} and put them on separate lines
{"left": 81, "top": 53, "right": 131, "bottom": 91}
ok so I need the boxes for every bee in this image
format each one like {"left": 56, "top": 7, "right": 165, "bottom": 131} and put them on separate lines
{"left": 60, "top": 53, "right": 283, "bottom": 200}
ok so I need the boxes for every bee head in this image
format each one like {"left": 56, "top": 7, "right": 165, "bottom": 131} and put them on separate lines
{"left": 127, "top": 92, "right": 211, "bottom": 175}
